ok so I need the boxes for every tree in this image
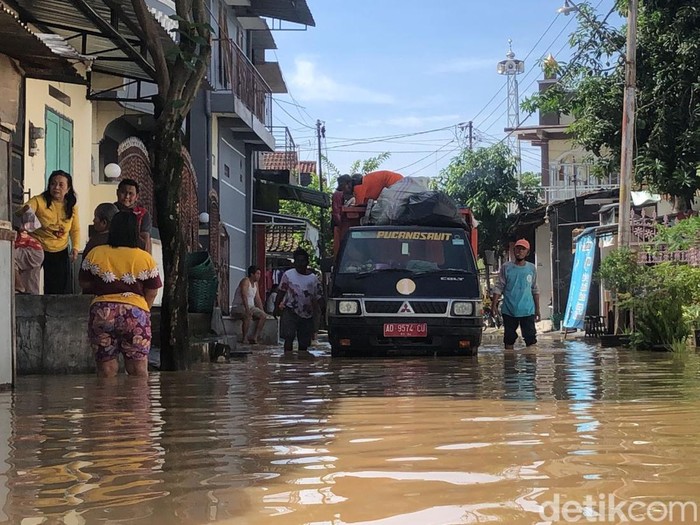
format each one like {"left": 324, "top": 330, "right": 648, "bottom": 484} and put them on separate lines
{"left": 131, "top": 1, "right": 211, "bottom": 370}
{"left": 522, "top": 1, "right": 700, "bottom": 208}
{"left": 323, "top": 152, "right": 392, "bottom": 179}
{"left": 279, "top": 171, "right": 331, "bottom": 266}
{"left": 436, "top": 144, "right": 522, "bottom": 259}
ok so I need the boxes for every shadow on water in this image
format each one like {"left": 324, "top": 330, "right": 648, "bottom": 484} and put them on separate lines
{"left": 1, "top": 339, "right": 699, "bottom": 523}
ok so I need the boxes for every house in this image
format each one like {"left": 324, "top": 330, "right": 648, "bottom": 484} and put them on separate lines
{"left": 185, "top": 1, "right": 320, "bottom": 309}
{"left": 506, "top": 57, "right": 623, "bottom": 328}
{"left": 4, "top": 0, "right": 321, "bottom": 373}
{"left": 507, "top": 57, "right": 680, "bottom": 330}
{"left": 0, "top": 0, "right": 106, "bottom": 384}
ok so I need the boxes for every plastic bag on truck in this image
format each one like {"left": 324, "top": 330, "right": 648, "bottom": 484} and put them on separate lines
{"left": 398, "top": 191, "right": 467, "bottom": 228}
{"left": 370, "top": 177, "right": 429, "bottom": 225}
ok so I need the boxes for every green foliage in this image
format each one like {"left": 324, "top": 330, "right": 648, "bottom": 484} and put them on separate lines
{"left": 652, "top": 216, "right": 700, "bottom": 251}
{"left": 625, "top": 262, "right": 700, "bottom": 349}
{"left": 349, "top": 152, "right": 392, "bottom": 175}
{"left": 323, "top": 152, "right": 391, "bottom": 180}
{"left": 598, "top": 247, "right": 642, "bottom": 297}
{"left": 518, "top": 171, "right": 543, "bottom": 212}
{"left": 279, "top": 171, "right": 331, "bottom": 263}
{"left": 436, "top": 144, "right": 522, "bottom": 258}
{"left": 522, "top": 1, "right": 700, "bottom": 205}
{"left": 601, "top": 247, "right": 700, "bottom": 349}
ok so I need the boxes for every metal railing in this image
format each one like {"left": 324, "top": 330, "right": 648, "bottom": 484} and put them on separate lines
{"left": 539, "top": 183, "right": 620, "bottom": 203}
{"left": 212, "top": 38, "right": 272, "bottom": 127}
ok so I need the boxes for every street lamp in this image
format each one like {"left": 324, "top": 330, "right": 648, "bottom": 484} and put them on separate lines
{"left": 556, "top": 0, "right": 638, "bottom": 247}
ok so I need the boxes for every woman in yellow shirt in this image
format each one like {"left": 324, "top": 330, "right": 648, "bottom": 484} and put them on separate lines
{"left": 20, "top": 170, "right": 80, "bottom": 294}
{"left": 79, "top": 212, "right": 162, "bottom": 377}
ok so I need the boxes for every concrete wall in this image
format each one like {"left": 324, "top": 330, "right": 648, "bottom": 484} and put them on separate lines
{"left": 218, "top": 125, "right": 250, "bottom": 301}
{"left": 534, "top": 222, "right": 553, "bottom": 321}
{"left": 15, "top": 295, "right": 94, "bottom": 375}
{"left": 0, "top": 231, "right": 14, "bottom": 386}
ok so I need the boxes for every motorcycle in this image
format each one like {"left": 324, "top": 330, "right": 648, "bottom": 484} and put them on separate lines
{"left": 482, "top": 299, "right": 502, "bottom": 328}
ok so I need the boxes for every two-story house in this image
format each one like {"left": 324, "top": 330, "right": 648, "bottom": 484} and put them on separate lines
{"left": 506, "top": 56, "right": 622, "bottom": 326}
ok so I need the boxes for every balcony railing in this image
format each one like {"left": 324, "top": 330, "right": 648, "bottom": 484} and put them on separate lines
{"left": 539, "top": 183, "right": 620, "bottom": 203}
{"left": 212, "top": 38, "right": 272, "bottom": 127}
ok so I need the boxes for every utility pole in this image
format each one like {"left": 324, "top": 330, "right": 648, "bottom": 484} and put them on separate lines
{"left": 617, "top": 0, "right": 637, "bottom": 248}
{"left": 316, "top": 119, "right": 326, "bottom": 258}
{"left": 468, "top": 121, "right": 474, "bottom": 151}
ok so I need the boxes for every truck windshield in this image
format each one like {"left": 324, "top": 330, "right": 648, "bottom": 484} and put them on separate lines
{"left": 338, "top": 229, "right": 476, "bottom": 275}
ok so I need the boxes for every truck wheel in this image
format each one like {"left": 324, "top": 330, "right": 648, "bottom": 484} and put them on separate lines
{"left": 464, "top": 347, "right": 478, "bottom": 357}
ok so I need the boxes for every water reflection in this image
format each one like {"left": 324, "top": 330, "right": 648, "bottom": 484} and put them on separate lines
{"left": 0, "top": 340, "right": 699, "bottom": 524}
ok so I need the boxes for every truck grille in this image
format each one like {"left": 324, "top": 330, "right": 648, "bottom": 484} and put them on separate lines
{"left": 364, "top": 300, "right": 448, "bottom": 314}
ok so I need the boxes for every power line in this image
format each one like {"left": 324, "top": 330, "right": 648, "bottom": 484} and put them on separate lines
{"left": 273, "top": 98, "right": 316, "bottom": 130}
{"left": 394, "top": 140, "right": 457, "bottom": 173}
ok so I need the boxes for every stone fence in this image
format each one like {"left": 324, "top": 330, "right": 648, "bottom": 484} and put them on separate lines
{"left": 15, "top": 295, "right": 280, "bottom": 375}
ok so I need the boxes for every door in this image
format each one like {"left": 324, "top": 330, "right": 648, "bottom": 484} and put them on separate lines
{"left": 45, "top": 108, "right": 73, "bottom": 182}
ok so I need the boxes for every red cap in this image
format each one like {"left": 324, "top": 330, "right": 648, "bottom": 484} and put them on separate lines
{"left": 514, "top": 239, "right": 530, "bottom": 250}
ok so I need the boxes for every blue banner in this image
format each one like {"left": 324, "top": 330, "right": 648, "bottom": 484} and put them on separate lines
{"left": 562, "top": 229, "right": 597, "bottom": 330}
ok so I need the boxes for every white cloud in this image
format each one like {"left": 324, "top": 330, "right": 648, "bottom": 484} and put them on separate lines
{"left": 357, "top": 114, "right": 460, "bottom": 129}
{"left": 431, "top": 57, "right": 495, "bottom": 74}
{"left": 288, "top": 58, "right": 395, "bottom": 104}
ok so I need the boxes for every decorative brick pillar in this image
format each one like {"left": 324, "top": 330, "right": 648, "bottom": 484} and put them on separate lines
{"left": 180, "top": 147, "right": 199, "bottom": 251}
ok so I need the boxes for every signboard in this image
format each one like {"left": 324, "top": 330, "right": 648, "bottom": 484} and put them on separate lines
{"left": 562, "top": 229, "right": 597, "bottom": 330}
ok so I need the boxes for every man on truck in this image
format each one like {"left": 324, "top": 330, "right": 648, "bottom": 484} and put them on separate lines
{"left": 353, "top": 170, "right": 403, "bottom": 205}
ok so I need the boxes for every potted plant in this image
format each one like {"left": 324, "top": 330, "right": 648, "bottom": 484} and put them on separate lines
{"left": 683, "top": 304, "right": 700, "bottom": 347}
{"left": 598, "top": 248, "right": 641, "bottom": 347}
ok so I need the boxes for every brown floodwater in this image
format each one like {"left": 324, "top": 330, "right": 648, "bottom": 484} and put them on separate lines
{"left": 1, "top": 340, "right": 700, "bottom": 524}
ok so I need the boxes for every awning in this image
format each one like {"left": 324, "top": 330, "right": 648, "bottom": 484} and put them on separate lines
{"left": 233, "top": 0, "right": 315, "bottom": 27}
{"left": 0, "top": 2, "right": 86, "bottom": 83}
{"left": 278, "top": 183, "right": 330, "bottom": 208}
{"left": 8, "top": 0, "right": 175, "bottom": 81}
{"left": 253, "top": 210, "right": 319, "bottom": 256}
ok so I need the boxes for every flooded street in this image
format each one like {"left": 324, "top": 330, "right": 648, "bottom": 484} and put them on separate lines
{"left": 2, "top": 338, "right": 700, "bottom": 524}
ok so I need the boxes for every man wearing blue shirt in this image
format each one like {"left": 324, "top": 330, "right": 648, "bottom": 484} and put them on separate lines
{"left": 491, "top": 239, "right": 540, "bottom": 349}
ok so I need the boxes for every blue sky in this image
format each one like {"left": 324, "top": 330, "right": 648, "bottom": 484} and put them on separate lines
{"left": 270, "top": 0, "right": 618, "bottom": 182}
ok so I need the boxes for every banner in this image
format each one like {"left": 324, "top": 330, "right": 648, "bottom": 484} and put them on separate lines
{"left": 562, "top": 229, "right": 597, "bottom": 330}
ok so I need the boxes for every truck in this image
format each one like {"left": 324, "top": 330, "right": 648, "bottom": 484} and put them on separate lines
{"left": 326, "top": 185, "right": 482, "bottom": 357}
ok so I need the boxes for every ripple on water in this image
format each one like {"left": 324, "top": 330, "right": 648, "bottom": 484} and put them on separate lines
{"left": 2, "top": 345, "right": 700, "bottom": 524}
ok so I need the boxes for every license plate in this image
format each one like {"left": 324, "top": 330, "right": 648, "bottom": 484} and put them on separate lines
{"left": 383, "top": 323, "right": 428, "bottom": 338}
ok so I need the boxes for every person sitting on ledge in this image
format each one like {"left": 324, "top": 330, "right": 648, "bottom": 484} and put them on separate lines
{"left": 231, "top": 265, "right": 267, "bottom": 344}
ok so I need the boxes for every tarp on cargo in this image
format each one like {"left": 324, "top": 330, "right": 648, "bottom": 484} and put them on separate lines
{"left": 370, "top": 178, "right": 466, "bottom": 228}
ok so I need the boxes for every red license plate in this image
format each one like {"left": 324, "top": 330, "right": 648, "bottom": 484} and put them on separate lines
{"left": 383, "top": 323, "right": 428, "bottom": 338}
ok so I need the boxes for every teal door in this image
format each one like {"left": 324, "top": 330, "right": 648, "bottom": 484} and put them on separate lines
{"left": 45, "top": 109, "right": 73, "bottom": 182}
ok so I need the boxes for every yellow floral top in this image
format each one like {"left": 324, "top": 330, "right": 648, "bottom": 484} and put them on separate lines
{"left": 26, "top": 195, "right": 80, "bottom": 253}
{"left": 80, "top": 245, "right": 162, "bottom": 311}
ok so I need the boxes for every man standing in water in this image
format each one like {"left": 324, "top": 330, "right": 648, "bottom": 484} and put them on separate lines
{"left": 491, "top": 239, "right": 540, "bottom": 349}
{"left": 274, "top": 248, "right": 322, "bottom": 354}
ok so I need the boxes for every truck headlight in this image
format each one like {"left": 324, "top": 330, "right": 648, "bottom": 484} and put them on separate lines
{"left": 452, "top": 302, "right": 474, "bottom": 316}
{"left": 338, "top": 300, "right": 359, "bottom": 315}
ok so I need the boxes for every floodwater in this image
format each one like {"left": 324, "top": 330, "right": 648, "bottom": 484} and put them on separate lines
{"left": 1, "top": 339, "right": 700, "bottom": 525}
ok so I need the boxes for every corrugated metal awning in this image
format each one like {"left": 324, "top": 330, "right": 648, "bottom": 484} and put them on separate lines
{"left": 234, "top": 0, "right": 315, "bottom": 27}
{"left": 8, "top": 0, "right": 175, "bottom": 81}
{"left": 253, "top": 210, "right": 320, "bottom": 256}
{"left": 0, "top": 2, "right": 85, "bottom": 83}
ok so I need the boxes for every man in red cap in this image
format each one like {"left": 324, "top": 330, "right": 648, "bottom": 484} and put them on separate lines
{"left": 491, "top": 239, "right": 540, "bottom": 349}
